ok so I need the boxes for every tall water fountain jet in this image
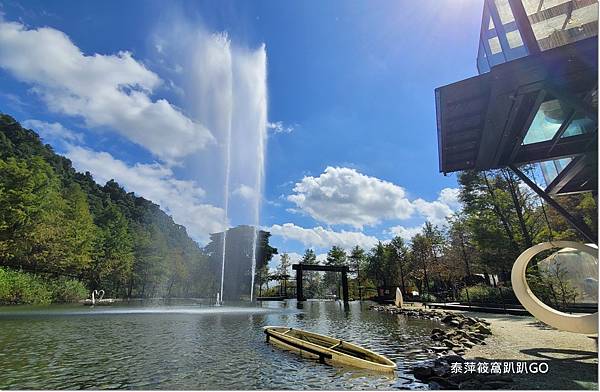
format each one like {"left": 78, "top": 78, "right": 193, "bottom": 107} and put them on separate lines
{"left": 252, "top": 83, "right": 267, "bottom": 301}
{"left": 171, "top": 20, "right": 268, "bottom": 302}
{"left": 220, "top": 50, "right": 233, "bottom": 305}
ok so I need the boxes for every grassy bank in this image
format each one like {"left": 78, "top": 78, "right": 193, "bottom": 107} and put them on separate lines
{"left": 0, "top": 267, "right": 88, "bottom": 305}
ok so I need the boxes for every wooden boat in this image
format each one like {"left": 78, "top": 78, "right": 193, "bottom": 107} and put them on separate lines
{"left": 263, "top": 326, "right": 396, "bottom": 373}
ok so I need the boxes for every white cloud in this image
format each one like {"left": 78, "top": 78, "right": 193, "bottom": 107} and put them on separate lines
{"left": 413, "top": 187, "right": 461, "bottom": 226}
{"left": 65, "top": 145, "right": 225, "bottom": 244}
{"left": 438, "top": 187, "right": 461, "bottom": 210}
{"left": 287, "top": 167, "right": 462, "bottom": 229}
{"left": 268, "top": 223, "right": 379, "bottom": 250}
{"left": 232, "top": 184, "right": 256, "bottom": 200}
{"left": 0, "top": 19, "right": 214, "bottom": 163}
{"left": 413, "top": 199, "right": 454, "bottom": 226}
{"left": 22, "top": 119, "right": 83, "bottom": 144}
{"left": 386, "top": 225, "right": 423, "bottom": 241}
{"left": 288, "top": 167, "right": 414, "bottom": 228}
{"left": 267, "top": 121, "right": 296, "bottom": 134}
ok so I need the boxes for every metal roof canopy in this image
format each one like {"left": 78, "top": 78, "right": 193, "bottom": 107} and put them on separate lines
{"left": 436, "top": 37, "right": 597, "bottom": 197}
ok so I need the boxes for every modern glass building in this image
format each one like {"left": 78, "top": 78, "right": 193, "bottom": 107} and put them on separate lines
{"left": 435, "top": 0, "right": 598, "bottom": 242}
{"left": 477, "top": 0, "right": 598, "bottom": 73}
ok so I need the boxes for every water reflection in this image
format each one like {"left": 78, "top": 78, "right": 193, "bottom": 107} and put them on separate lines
{"left": 0, "top": 300, "right": 439, "bottom": 390}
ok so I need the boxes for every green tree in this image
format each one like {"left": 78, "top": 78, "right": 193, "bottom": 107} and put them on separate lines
{"left": 365, "top": 242, "right": 392, "bottom": 289}
{"left": 348, "top": 245, "right": 367, "bottom": 299}
{"left": 278, "top": 252, "right": 291, "bottom": 276}
{"left": 92, "top": 202, "right": 134, "bottom": 296}
{"left": 388, "top": 236, "right": 410, "bottom": 295}
{"left": 300, "top": 248, "right": 320, "bottom": 297}
{"left": 323, "top": 246, "right": 346, "bottom": 295}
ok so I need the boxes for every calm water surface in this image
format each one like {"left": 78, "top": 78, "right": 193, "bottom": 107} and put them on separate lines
{"left": 0, "top": 300, "right": 441, "bottom": 390}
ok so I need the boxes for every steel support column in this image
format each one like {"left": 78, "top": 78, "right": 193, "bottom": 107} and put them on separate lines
{"left": 510, "top": 165, "right": 597, "bottom": 243}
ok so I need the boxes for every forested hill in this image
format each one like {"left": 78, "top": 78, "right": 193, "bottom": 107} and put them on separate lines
{"left": 0, "top": 114, "right": 215, "bottom": 298}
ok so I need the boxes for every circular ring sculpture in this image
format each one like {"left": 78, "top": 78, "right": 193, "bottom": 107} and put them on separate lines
{"left": 511, "top": 241, "right": 598, "bottom": 334}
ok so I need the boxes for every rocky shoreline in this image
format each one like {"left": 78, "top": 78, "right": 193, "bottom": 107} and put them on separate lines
{"left": 369, "top": 304, "right": 513, "bottom": 390}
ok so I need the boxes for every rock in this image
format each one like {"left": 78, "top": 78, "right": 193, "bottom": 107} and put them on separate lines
{"left": 471, "top": 332, "right": 487, "bottom": 340}
{"left": 462, "top": 340, "right": 475, "bottom": 348}
{"left": 429, "top": 346, "right": 449, "bottom": 352}
{"left": 428, "top": 376, "right": 459, "bottom": 389}
{"left": 448, "top": 372, "right": 472, "bottom": 383}
{"left": 441, "top": 354, "right": 465, "bottom": 364}
{"left": 462, "top": 317, "right": 475, "bottom": 325}
{"left": 482, "top": 375, "right": 512, "bottom": 382}
{"left": 475, "top": 324, "right": 492, "bottom": 335}
{"left": 449, "top": 319, "right": 461, "bottom": 327}
{"left": 441, "top": 315, "right": 454, "bottom": 323}
{"left": 484, "top": 381, "right": 512, "bottom": 389}
{"left": 442, "top": 339, "right": 456, "bottom": 348}
{"left": 432, "top": 365, "right": 449, "bottom": 377}
{"left": 431, "top": 328, "right": 444, "bottom": 335}
{"left": 459, "top": 379, "right": 484, "bottom": 390}
{"left": 412, "top": 366, "right": 434, "bottom": 380}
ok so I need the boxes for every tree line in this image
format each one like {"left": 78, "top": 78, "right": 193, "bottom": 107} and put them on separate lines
{"left": 0, "top": 114, "right": 216, "bottom": 300}
{"left": 268, "top": 168, "right": 596, "bottom": 302}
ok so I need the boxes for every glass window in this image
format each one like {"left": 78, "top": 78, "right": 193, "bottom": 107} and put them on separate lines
{"left": 494, "top": 0, "right": 516, "bottom": 24}
{"left": 488, "top": 36, "right": 503, "bottom": 54}
{"left": 506, "top": 29, "right": 525, "bottom": 48}
{"left": 523, "top": 99, "right": 569, "bottom": 144}
{"left": 539, "top": 157, "right": 573, "bottom": 185}
{"left": 562, "top": 112, "right": 596, "bottom": 138}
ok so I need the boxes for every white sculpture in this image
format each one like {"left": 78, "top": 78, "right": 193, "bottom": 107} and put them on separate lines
{"left": 511, "top": 241, "right": 597, "bottom": 334}
{"left": 91, "top": 289, "right": 105, "bottom": 305}
{"left": 395, "top": 287, "right": 403, "bottom": 308}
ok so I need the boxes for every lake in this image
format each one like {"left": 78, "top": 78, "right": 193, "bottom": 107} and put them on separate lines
{"left": 0, "top": 300, "right": 440, "bottom": 390}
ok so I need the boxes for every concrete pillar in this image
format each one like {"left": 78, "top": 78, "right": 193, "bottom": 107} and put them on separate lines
{"left": 296, "top": 266, "right": 303, "bottom": 301}
{"left": 342, "top": 270, "right": 349, "bottom": 305}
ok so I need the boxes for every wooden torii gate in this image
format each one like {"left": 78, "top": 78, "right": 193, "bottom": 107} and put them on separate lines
{"left": 292, "top": 263, "right": 349, "bottom": 305}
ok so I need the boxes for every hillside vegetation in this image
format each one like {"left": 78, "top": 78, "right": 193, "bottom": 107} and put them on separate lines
{"left": 0, "top": 114, "right": 215, "bottom": 302}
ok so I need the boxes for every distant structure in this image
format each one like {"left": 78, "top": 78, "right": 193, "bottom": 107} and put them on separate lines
{"left": 293, "top": 263, "right": 350, "bottom": 305}
{"left": 205, "top": 225, "right": 277, "bottom": 301}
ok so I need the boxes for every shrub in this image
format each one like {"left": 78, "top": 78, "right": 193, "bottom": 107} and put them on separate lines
{"left": 0, "top": 267, "right": 88, "bottom": 305}
{"left": 420, "top": 293, "right": 438, "bottom": 303}
{"left": 458, "top": 284, "right": 518, "bottom": 304}
{"left": 49, "top": 278, "right": 88, "bottom": 303}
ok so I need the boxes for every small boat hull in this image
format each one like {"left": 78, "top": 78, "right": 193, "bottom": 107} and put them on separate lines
{"left": 263, "top": 326, "right": 396, "bottom": 373}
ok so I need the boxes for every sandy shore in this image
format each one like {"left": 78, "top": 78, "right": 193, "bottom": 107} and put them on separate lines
{"left": 459, "top": 311, "right": 598, "bottom": 390}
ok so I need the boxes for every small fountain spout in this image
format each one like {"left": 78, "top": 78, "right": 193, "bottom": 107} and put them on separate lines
{"left": 216, "top": 292, "right": 222, "bottom": 307}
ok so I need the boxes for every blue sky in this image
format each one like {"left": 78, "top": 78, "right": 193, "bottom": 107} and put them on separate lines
{"left": 0, "top": 0, "right": 484, "bottom": 268}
